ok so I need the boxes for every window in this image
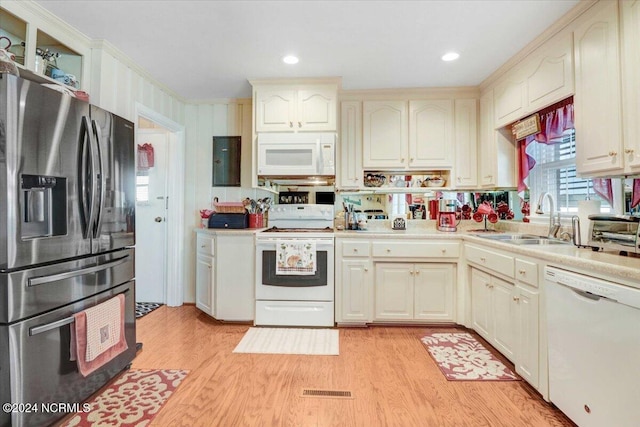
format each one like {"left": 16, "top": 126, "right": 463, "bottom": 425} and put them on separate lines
{"left": 526, "top": 129, "right": 612, "bottom": 214}
{"left": 136, "top": 174, "right": 149, "bottom": 203}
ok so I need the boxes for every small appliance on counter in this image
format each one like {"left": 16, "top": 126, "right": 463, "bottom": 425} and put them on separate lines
{"left": 588, "top": 214, "right": 640, "bottom": 254}
{"left": 437, "top": 199, "right": 460, "bottom": 232}
{"left": 208, "top": 213, "right": 248, "bottom": 229}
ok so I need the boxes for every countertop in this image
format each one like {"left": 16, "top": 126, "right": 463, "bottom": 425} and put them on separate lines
{"left": 195, "top": 227, "right": 267, "bottom": 236}
{"left": 336, "top": 227, "right": 640, "bottom": 285}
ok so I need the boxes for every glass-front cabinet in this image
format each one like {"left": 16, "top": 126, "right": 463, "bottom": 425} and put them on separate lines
{"left": 0, "top": 8, "right": 27, "bottom": 67}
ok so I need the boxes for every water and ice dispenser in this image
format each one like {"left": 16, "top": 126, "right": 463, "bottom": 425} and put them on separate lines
{"left": 21, "top": 174, "right": 67, "bottom": 239}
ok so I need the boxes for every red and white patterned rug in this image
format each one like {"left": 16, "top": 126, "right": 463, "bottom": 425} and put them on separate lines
{"left": 60, "top": 369, "right": 188, "bottom": 426}
{"left": 421, "top": 333, "right": 519, "bottom": 381}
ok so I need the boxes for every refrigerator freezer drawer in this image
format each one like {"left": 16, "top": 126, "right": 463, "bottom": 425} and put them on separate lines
{"left": 0, "top": 249, "right": 134, "bottom": 324}
{"left": 0, "top": 280, "right": 136, "bottom": 427}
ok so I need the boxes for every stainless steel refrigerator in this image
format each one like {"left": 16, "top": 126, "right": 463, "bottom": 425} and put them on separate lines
{"left": 0, "top": 74, "right": 137, "bottom": 427}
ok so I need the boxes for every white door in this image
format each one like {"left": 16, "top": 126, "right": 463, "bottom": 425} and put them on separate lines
{"left": 135, "top": 129, "right": 169, "bottom": 303}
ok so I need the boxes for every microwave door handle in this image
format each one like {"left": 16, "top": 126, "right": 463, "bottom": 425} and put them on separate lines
{"left": 91, "top": 119, "right": 105, "bottom": 239}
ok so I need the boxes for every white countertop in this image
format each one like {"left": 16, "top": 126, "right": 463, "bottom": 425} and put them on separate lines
{"left": 195, "top": 227, "right": 267, "bottom": 236}
{"left": 336, "top": 227, "right": 640, "bottom": 285}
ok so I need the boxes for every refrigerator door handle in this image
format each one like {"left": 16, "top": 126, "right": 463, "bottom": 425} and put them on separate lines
{"left": 84, "top": 116, "right": 100, "bottom": 239}
{"left": 79, "top": 117, "right": 93, "bottom": 238}
{"left": 91, "top": 119, "right": 106, "bottom": 239}
{"left": 27, "top": 255, "right": 130, "bottom": 287}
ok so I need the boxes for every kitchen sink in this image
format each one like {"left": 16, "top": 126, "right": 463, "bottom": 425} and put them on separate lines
{"left": 475, "top": 233, "right": 570, "bottom": 245}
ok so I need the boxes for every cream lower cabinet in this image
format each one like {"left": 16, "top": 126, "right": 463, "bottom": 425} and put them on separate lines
{"left": 467, "top": 244, "right": 540, "bottom": 390}
{"left": 470, "top": 268, "right": 516, "bottom": 361}
{"left": 375, "top": 263, "right": 455, "bottom": 322}
{"left": 336, "top": 238, "right": 457, "bottom": 325}
{"left": 195, "top": 234, "right": 216, "bottom": 317}
{"left": 195, "top": 233, "right": 254, "bottom": 321}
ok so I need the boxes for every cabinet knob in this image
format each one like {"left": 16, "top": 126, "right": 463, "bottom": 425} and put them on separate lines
{"left": 298, "top": 121, "right": 302, "bottom": 128}
{"left": 609, "top": 151, "right": 617, "bottom": 156}
{"left": 441, "top": 249, "right": 447, "bottom": 254}
{"left": 415, "top": 270, "right": 420, "bottom": 275}
{"left": 208, "top": 265, "right": 212, "bottom": 270}
{"left": 513, "top": 296, "right": 520, "bottom": 302}
{"left": 200, "top": 245, "right": 206, "bottom": 248}
{"left": 386, "top": 248, "right": 391, "bottom": 253}
{"left": 625, "top": 148, "right": 635, "bottom": 154}
{"left": 410, "top": 158, "right": 414, "bottom": 162}
{"left": 518, "top": 269, "right": 526, "bottom": 275}
{"left": 488, "top": 284, "right": 494, "bottom": 289}
{"left": 364, "top": 268, "right": 368, "bottom": 272}
{"left": 401, "top": 158, "right": 405, "bottom": 163}
{"left": 410, "top": 271, "right": 415, "bottom": 275}
{"left": 480, "top": 257, "right": 486, "bottom": 262}
{"left": 289, "top": 121, "right": 293, "bottom": 128}
{"left": 457, "top": 177, "right": 461, "bottom": 182}
{"left": 353, "top": 248, "right": 358, "bottom": 253}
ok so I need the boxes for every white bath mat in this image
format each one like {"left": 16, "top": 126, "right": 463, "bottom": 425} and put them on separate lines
{"left": 233, "top": 327, "right": 339, "bottom": 355}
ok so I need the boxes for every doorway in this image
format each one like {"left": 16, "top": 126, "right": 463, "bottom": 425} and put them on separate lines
{"left": 135, "top": 104, "right": 185, "bottom": 307}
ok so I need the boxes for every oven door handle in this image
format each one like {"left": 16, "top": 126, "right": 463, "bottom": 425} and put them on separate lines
{"left": 27, "top": 256, "right": 129, "bottom": 287}
{"left": 28, "top": 288, "right": 130, "bottom": 336}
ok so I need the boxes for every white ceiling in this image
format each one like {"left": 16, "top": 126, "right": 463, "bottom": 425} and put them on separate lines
{"left": 34, "top": 0, "right": 580, "bottom": 101}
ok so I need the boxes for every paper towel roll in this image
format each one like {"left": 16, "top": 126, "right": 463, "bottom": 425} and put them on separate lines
{"left": 577, "top": 200, "right": 601, "bottom": 245}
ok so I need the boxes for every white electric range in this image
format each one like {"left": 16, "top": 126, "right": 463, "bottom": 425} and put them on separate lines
{"left": 254, "top": 204, "right": 335, "bottom": 327}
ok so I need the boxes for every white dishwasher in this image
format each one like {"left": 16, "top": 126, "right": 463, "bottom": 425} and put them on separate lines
{"left": 545, "top": 266, "right": 640, "bottom": 427}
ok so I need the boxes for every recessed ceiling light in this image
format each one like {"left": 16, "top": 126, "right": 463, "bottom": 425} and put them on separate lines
{"left": 282, "top": 55, "right": 299, "bottom": 65}
{"left": 441, "top": 52, "right": 460, "bottom": 62}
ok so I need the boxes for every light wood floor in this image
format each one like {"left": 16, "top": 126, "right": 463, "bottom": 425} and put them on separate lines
{"left": 133, "top": 305, "right": 574, "bottom": 427}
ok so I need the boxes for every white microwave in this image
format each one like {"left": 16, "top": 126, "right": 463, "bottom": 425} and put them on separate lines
{"left": 257, "top": 133, "right": 335, "bottom": 176}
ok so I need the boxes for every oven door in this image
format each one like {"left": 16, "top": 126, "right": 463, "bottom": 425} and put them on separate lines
{"left": 255, "top": 238, "right": 334, "bottom": 301}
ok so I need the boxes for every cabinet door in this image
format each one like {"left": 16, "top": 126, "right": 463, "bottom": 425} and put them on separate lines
{"left": 374, "top": 263, "right": 413, "bottom": 320}
{"left": 195, "top": 254, "right": 214, "bottom": 316}
{"left": 574, "top": 0, "right": 624, "bottom": 175}
{"left": 215, "top": 235, "right": 254, "bottom": 321}
{"left": 297, "top": 87, "right": 336, "bottom": 131}
{"left": 470, "top": 268, "right": 491, "bottom": 340}
{"left": 515, "top": 284, "right": 539, "bottom": 388}
{"left": 479, "top": 91, "right": 497, "bottom": 187}
{"left": 363, "top": 101, "right": 408, "bottom": 169}
{"left": 408, "top": 100, "right": 453, "bottom": 168}
{"left": 491, "top": 276, "right": 516, "bottom": 362}
{"left": 339, "top": 101, "right": 363, "bottom": 189}
{"left": 413, "top": 263, "right": 454, "bottom": 321}
{"left": 622, "top": 0, "right": 640, "bottom": 171}
{"left": 255, "top": 89, "right": 296, "bottom": 132}
{"left": 339, "top": 259, "right": 373, "bottom": 323}
{"left": 494, "top": 72, "right": 527, "bottom": 129}
{"left": 526, "top": 30, "right": 574, "bottom": 113}
{"left": 454, "top": 99, "right": 478, "bottom": 188}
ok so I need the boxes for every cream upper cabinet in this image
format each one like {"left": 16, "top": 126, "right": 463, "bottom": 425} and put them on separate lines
{"left": 494, "top": 29, "right": 574, "bottom": 129}
{"left": 493, "top": 72, "right": 527, "bottom": 129}
{"left": 339, "top": 101, "right": 363, "bottom": 189}
{"left": 479, "top": 90, "right": 516, "bottom": 188}
{"left": 479, "top": 91, "right": 497, "bottom": 187}
{"left": 363, "top": 99, "right": 455, "bottom": 170}
{"left": 453, "top": 99, "right": 478, "bottom": 188}
{"left": 409, "top": 100, "right": 454, "bottom": 168}
{"left": 622, "top": 0, "right": 640, "bottom": 172}
{"left": 525, "top": 29, "right": 574, "bottom": 113}
{"left": 362, "top": 101, "right": 408, "bottom": 169}
{"left": 574, "top": 0, "right": 624, "bottom": 175}
{"left": 254, "top": 84, "right": 337, "bottom": 132}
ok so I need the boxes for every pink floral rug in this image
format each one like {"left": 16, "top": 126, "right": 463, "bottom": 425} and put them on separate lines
{"left": 59, "top": 369, "right": 188, "bottom": 426}
{"left": 421, "top": 333, "right": 519, "bottom": 381}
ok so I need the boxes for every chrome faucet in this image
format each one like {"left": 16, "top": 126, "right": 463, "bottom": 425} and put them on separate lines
{"left": 536, "top": 192, "right": 561, "bottom": 238}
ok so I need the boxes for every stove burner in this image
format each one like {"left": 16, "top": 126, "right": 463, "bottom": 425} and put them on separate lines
{"left": 263, "top": 226, "right": 334, "bottom": 233}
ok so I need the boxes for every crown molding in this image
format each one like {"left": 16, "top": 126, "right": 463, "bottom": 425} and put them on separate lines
{"left": 479, "top": 0, "right": 599, "bottom": 91}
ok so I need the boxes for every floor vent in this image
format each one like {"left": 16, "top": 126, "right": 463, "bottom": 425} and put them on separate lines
{"left": 301, "top": 389, "right": 354, "bottom": 399}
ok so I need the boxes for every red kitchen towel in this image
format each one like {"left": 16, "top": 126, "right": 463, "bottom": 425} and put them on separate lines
{"left": 633, "top": 179, "right": 640, "bottom": 209}
{"left": 70, "top": 294, "right": 128, "bottom": 377}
